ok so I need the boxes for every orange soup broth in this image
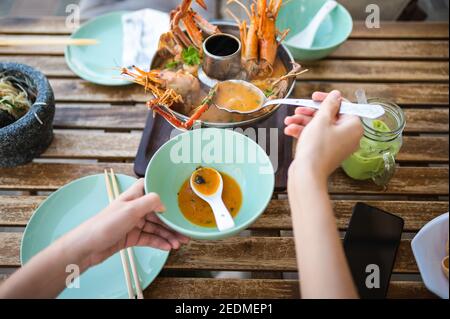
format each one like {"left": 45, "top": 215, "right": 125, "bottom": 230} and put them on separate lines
{"left": 178, "top": 172, "right": 242, "bottom": 227}
{"left": 191, "top": 167, "right": 221, "bottom": 196}
{"left": 215, "top": 81, "right": 263, "bottom": 112}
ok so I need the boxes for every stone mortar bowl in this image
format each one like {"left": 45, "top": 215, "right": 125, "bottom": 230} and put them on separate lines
{"left": 0, "top": 62, "right": 55, "bottom": 167}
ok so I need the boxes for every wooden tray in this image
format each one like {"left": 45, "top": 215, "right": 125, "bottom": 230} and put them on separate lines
{"left": 134, "top": 107, "right": 294, "bottom": 190}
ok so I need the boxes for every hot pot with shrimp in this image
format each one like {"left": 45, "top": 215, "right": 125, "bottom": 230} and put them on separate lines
{"left": 122, "top": 0, "right": 303, "bottom": 130}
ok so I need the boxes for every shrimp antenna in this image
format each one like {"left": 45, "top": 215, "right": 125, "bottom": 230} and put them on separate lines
{"left": 227, "top": 0, "right": 252, "bottom": 20}
{"left": 225, "top": 8, "right": 241, "bottom": 24}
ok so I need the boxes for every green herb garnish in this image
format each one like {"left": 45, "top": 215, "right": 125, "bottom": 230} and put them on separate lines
{"left": 165, "top": 60, "right": 179, "bottom": 69}
{"left": 182, "top": 46, "right": 201, "bottom": 66}
{"left": 264, "top": 88, "right": 274, "bottom": 98}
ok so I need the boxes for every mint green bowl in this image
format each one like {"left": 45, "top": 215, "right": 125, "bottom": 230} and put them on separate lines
{"left": 277, "top": 0, "right": 353, "bottom": 61}
{"left": 145, "top": 128, "right": 275, "bottom": 240}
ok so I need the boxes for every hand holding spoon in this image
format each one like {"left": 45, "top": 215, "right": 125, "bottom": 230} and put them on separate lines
{"left": 190, "top": 167, "right": 235, "bottom": 232}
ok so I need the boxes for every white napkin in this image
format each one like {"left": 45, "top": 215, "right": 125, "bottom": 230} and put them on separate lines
{"left": 122, "top": 9, "right": 170, "bottom": 71}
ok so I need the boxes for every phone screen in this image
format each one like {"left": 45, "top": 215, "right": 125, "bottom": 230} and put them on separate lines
{"left": 343, "top": 202, "right": 404, "bottom": 299}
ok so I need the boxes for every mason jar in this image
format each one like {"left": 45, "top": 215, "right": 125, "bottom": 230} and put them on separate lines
{"left": 341, "top": 98, "right": 406, "bottom": 186}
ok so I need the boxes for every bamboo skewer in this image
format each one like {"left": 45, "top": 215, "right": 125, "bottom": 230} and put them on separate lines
{"left": 0, "top": 38, "right": 98, "bottom": 46}
{"left": 110, "top": 169, "right": 144, "bottom": 299}
{"left": 104, "top": 170, "right": 135, "bottom": 299}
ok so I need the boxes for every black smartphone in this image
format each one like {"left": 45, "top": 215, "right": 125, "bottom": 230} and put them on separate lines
{"left": 343, "top": 202, "right": 404, "bottom": 299}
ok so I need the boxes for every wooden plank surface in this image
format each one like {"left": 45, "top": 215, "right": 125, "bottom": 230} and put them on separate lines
{"left": 0, "top": 163, "right": 134, "bottom": 191}
{"left": 0, "top": 75, "right": 445, "bottom": 105}
{"left": 1, "top": 17, "right": 448, "bottom": 39}
{"left": 0, "top": 273, "right": 434, "bottom": 299}
{"left": 253, "top": 200, "right": 449, "bottom": 232}
{"left": 1, "top": 34, "right": 448, "bottom": 60}
{"left": 54, "top": 104, "right": 149, "bottom": 130}
{"left": 403, "top": 108, "right": 449, "bottom": 133}
{"left": 37, "top": 132, "right": 449, "bottom": 162}
{"left": 1, "top": 196, "right": 447, "bottom": 232}
{"left": 143, "top": 278, "right": 436, "bottom": 299}
{"left": 42, "top": 131, "right": 140, "bottom": 159}
{"left": 0, "top": 17, "right": 77, "bottom": 34}
{"left": 0, "top": 232, "right": 419, "bottom": 273}
{"left": 301, "top": 60, "right": 449, "bottom": 82}
{"left": 295, "top": 82, "right": 449, "bottom": 105}
{"left": 330, "top": 40, "right": 449, "bottom": 60}
{"left": 0, "top": 163, "right": 448, "bottom": 195}
{"left": 2, "top": 55, "right": 449, "bottom": 82}
{"left": 351, "top": 22, "right": 449, "bottom": 39}
{"left": 328, "top": 167, "right": 449, "bottom": 195}
{"left": 53, "top": 105, "right": 449, "bottom": 133}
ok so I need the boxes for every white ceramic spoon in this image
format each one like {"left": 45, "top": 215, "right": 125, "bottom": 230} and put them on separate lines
{"left": 215, "top": 80, "right": 385, "bottom": 119}
{"left": 286, "top": 0, "right": 338, "bottom": 48}
{"left": 190, "top": 168, "right": 235, "bottom": 232}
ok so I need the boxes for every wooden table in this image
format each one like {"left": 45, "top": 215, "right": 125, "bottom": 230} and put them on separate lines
{"left": 0, "top": 18, "right": 448, "bottom": 299}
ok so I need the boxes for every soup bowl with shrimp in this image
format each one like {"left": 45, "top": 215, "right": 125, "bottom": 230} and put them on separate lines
{"left": 140, "top": 21, "right": 298, "bottom": 130}
{"left": 144, "top": 128, "right": 275, "bottom": 240}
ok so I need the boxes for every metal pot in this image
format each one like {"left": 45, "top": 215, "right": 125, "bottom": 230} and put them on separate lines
{"left": 150, "top": 21, "right": 296, "bottom": 128}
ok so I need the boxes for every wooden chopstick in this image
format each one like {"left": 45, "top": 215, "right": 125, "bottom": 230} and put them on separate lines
{"left": 104, "top": 170, "right": 135, "bottom": 299}
{"left": 0, "top": 38, "right": 98, "bottom": 46}
{"left": 110, "top": 169, "right": 144, "bottom": 299}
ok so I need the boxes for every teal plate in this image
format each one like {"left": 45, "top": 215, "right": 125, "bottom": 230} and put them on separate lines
{"left": 65, "top": 11, "right": 131, "bottom": 86}
{"left": 21, "top": 174, "right": 169, "bottom": 299}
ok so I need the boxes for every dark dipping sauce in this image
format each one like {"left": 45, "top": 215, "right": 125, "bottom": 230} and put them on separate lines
{"left": 205, "top": 34, "right": 240, "bottom": 57}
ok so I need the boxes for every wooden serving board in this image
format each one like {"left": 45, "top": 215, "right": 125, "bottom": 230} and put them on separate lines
{"left": 134, "top": 106, "right": 294, "bottom": 191}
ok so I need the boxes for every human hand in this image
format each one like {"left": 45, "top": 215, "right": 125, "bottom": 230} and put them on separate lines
{"left": 285, "top": 90, "right": 363, "bottom": 180}
{"left": 69, "top": 179, "right": 189, "bottom": 267}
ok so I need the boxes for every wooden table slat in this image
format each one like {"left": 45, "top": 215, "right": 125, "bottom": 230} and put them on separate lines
{"left": 0, "top": 163, "right": 448, "bottom": 195}
{"left": 295, "top": 82, "right": 449, "bottom": 106}
{"left": 1, "top": 196, "right": 447, "bottom": 232}
{"left": 351, "top": 22, "right": 449, "bottom": 39}
{"left": 1, "top": 18, "right": 448, "bottom": 39}
{"left": 143, "top": 278, "right": 436, "bottom": 299}
{"left": 53, "top": 105, "right": 450, "bottom": 133}
{"left": 1, "top": 34, "right": 448, "bottom": 60}
{"left": 0, "top": 273, "right": 434, "bottom": 299}
{"left": 330, "top": 39, "right": 449, "bottom": 60}
{"left": 43, "top": 131, "right": 140, "bottom": 159}
{"left": 0, "top": 77, "right": 441, "bottom": 105}
{"left": 2, "top": 55, "right": 449, "bottom": 83}
{"left": 54, "top": 104, "right": 149, "bottom": 130}
{"left": 36, "top": 131, "right": 450, "bottom": 162}
{"left": 0, "top": 233, "right": 419, "bottom": 273}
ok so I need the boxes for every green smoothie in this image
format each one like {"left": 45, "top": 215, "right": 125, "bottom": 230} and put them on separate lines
{"left": 342, "top": 120, "right": 401, "bottom": 180}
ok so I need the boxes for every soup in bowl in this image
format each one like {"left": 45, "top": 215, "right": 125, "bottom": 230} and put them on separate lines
{"left": 144, "top": 128, "right": 275, "bottom": 240}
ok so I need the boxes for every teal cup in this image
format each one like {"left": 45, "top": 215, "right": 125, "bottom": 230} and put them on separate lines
{"left": 277, "top": 0, "right": 353, "bottom": 61}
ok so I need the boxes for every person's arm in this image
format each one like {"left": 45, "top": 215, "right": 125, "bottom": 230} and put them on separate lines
{"left": 0, "top": 179, "right": 188, "bottom": 299}
{"left": 285, "top": 90, "right": 362, "bottom": 299}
